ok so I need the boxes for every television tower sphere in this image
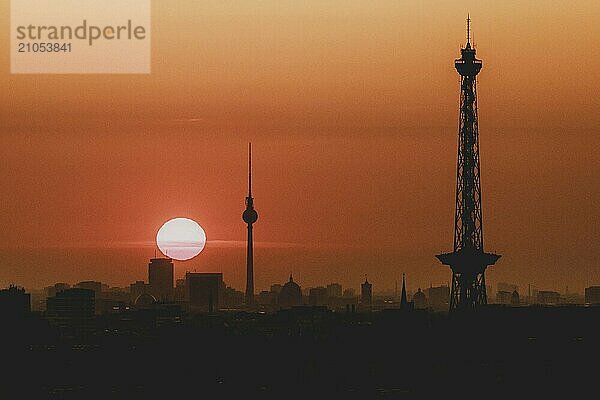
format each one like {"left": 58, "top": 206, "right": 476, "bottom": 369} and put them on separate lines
{"left": 243, "top": 208, "right": 258, "bottom": 224}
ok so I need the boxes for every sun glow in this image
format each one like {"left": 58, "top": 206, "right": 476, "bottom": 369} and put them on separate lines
{"left": 156, "top": 218, "right": 206, "bottom": 261}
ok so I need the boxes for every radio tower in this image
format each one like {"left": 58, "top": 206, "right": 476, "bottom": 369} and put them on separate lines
{"left": 243, "top": 143, "right": 259, "bottom": 306}
{"left": 436, "top": 16, "right": 500, "bottom": 311}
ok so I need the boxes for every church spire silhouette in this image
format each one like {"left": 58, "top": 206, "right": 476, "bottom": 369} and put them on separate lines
{"left": 400, "top": 274, "right": 408, "bottom": 308}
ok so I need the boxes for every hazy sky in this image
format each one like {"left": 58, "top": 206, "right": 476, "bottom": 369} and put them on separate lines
{"left": 0, "top": 1, "right": 599, "bottom": 293}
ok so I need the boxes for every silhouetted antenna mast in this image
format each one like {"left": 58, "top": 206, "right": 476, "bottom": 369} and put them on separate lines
{"left": 248, "top": 142, "right": 252, "bottom": 197}
{"left": 467, "top": 14, "right": 471, "bottom": 45}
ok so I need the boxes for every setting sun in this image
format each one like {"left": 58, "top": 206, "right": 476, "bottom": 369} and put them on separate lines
{"left": 156, "top": 217, "right": 206, "bottom": 261}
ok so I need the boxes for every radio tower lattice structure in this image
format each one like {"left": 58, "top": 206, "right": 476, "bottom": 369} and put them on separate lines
{"left": 436, "top": 16, "right": 500, "bottom": 311}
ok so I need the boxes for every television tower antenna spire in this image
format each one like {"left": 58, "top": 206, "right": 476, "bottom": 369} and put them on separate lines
{"left": 248, "top": 142, "right": 252, "bottom": 197}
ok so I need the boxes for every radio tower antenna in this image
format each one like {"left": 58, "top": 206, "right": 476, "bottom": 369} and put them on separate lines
{"left": 467, "top": 13, "right": 471, "bottom": 45}
{"left": 436, "top": 17, "right": 500, "bottom": 312}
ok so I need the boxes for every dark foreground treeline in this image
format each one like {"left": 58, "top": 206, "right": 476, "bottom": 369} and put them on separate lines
{"left": 1, "top": 305, "right": 598, "bottom": 398}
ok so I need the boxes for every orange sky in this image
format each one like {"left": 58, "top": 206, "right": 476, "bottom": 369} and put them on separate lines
{"left": 0, "top": 1, "right": 599, "bottom": 293}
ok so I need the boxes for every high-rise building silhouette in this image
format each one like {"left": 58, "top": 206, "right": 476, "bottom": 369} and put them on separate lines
{"left": 242, "top": 143, "right": 259, "bottom": 306}
{"left": 436, "top": 17, "right": 500, "bottom": 311}
{"left": 148, "top": 257, "right": 174, "bottom": 301}
{"left": 361, "top": 278, "right": 372, "bottom": 305}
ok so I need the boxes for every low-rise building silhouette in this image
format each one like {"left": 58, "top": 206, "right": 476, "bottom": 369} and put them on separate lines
{"left": 497, "top": 282, "right": 518, "bottom": 294}
{"left": 74, "top": 281, "right": 102, "bottom": 296}
{"left": 185, "top": 272, "right": 223, "bottom": 312}
{"left": 46, "top": 288, "right": 95, "bottom": 336}
{"left": 278, "top": 275, "right": 302, "bottom": 309}
{"left": 326, "top": 283, "right": 342, "bottom": 299}
{"left": 130, "top": 280, "right": 149, "bottom": 302}
{"left": 496, "top": 290, "right": 512, "bottom": 305}
{"left": 270, "top": 284, "right": 283, "bottom": 295}
{"left": 537, "top": 290, "right": 560, "bottom": 305}
{"left": 308, "top": 287, "right": 327, "bottom": 306}
{"left": 584, "top": 286, "right": 600, "bottom": 305}
{"left": 0, "top": 285, "right": 31, "bottom": 318}
{"left": 413, "top": 288, "right": 427, "bottom": 309}
{"left": 44, "top": 282, "right": 70, "bottom": 299}
{"left": 510, "top": 290, "right": 520, "bottom": 306}
{"left": 426, "top": 285, "right": 450, "bottom": 311}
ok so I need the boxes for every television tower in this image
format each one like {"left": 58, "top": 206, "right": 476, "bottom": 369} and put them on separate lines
{"left": 242, "top": 143, "right": 258, "bottom": 306}
{"left": 436, "top": 17, "right": 500, "bottom": 311}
